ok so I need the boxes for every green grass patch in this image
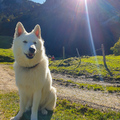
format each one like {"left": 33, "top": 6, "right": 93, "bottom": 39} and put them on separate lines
{"left": 54, "top": 78, "right": 120, "bottom": 93}
{"left": 49, "top": 56, "right": 120, "bottom": 80}
{"left": 54, "top": 99, "right": 120, "bottom": 120}
{"left": 0, "top": 48, "right": 14, "bottom": 63}
{"left": 106, "top": 86, "right": 120, "bottom": 93}
{"left": 0, "top": 92, "right": 120, "bottom": 120}
{"left": 0, "top": 92, "right": 19, "bottom": 120}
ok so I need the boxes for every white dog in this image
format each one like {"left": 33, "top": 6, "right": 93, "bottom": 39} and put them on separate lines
{"left": 11, "top": 22, "right": 57, "bottom": 120}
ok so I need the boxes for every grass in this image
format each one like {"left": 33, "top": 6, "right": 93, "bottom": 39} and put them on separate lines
{"left": 0, "top": 36, "right": 14, "bottom": 63}
{"left": 0, "top": 48, "right": 14, "bottom": 63}
{"left": 0, "top": 92, "right": 19, "bottom": 120}
{"left": 49, "top": 56, "right": 120, "bottom": 80}
{"left": 106, "top": 86, "right": 120, "bottom": 93}
{"left": 0, "top": 92, "right": 120, "bottom": 120}
{"left": 53, "top": 78, "right": 120, "bottom": 93}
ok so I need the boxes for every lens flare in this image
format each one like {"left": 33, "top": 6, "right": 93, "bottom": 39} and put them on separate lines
{"left": 85, "top": 0, "right": 103, "bottom": 81}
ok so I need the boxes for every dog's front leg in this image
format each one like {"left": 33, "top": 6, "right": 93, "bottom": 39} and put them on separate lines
{"left": 31, "top": 91, "right": 41, "bottom": 120}
{"left": 10, "top": 91, "right": 27, "bottom": 120}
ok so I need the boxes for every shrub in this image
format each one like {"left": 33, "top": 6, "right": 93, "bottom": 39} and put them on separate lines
{"left": 110, "top": 38, "right": 120, "bottom": 55}
{"left": 0, "top": 49, "right": 14, "bottom": 62}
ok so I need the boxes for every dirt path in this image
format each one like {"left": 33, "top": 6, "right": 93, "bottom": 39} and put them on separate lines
{"left": 0, "top": 64, "right": 120, "bottom": 111}
{"left": 0, "top": 64, "right": 17, "bottom": 91}
{"left": 52, "top": 73, "right": 120, "bottom": 86}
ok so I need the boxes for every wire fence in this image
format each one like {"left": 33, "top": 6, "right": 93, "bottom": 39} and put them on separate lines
{"left": 49, "top": 44, "right": 113, "bottom": 77}
{"left": 49, "top": 48, "right": 81, "bottom": 70}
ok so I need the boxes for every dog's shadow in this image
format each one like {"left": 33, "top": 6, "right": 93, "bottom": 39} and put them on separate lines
{"left": 20, "top": 110, "right": 53, "bottom": 120}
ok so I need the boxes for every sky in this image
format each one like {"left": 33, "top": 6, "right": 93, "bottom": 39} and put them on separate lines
{"left": 31, "top": 0, "right": 46, "bottom": 4}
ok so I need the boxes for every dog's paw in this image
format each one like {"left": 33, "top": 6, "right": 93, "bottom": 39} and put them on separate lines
{"left": 10, "top": 114, "right": 22, "bottom": 120}
{"left": 41, "top": 109, "right": 48, "bottom": 115}
{"left": 10, "top": 117, "right": 15, "bottom": 120}
{"left": 31, "top": 114, "right": 37, "bottom": 120}
{"left": 31, "top": 117, "right": 37, "bottom": 120}
{"left": 10, "top": 117, "right": 19, "bottom": 120}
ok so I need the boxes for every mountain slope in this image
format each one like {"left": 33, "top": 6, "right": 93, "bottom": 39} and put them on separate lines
{"left": 0, "top": 0, "right": 120, "bottom": 56}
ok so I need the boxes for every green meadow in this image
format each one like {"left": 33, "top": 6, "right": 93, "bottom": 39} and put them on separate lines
{"left": 49, "top": 56, "right": 120, "bottom": 80}
{"left": 0, "top": 36, "right": 120, "bottom": 120}
{"left": 0, "top": 92, "right": 120, "bottom": 120}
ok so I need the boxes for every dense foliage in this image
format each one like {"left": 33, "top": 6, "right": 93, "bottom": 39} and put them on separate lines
{"left": 110, "top": 38, "right": 120, "bottom": 55}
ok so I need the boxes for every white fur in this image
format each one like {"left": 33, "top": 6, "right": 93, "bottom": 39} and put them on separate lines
{"left": 11, "top": 22, "right": 57, "bottom": 120}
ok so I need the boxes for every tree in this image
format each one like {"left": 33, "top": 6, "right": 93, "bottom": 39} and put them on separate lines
{"left": 2, "top": 0, "right": 16, "bottom": 5}
{"left": 110, "top": 37, "right": 120, "bottom": 55}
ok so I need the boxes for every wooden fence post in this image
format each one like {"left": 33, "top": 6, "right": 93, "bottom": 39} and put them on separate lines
{"left": 76, "top": 48, "right": 80, "bottom": 58}
{"left": 101, "top": 44, "right": 112, "bottom": 76}
{"left": 101, "top": 44, "right": 107, "bottom": 68}
{"left": 76, "top": 48, "right": 81, "bottom": 66}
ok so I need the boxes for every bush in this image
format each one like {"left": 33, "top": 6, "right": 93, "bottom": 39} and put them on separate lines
{"left": 110, "top": 38, "right": 120, "bottom": 55}
{"left": 0, "top": 49, "right": 14, "bottom": 62}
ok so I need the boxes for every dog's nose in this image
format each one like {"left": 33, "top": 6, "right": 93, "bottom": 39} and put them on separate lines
{"left": 29, "top": 48, "right": 35, "bottom": 53}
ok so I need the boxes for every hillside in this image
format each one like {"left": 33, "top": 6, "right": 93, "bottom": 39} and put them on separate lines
{"left": 0, "top": 63, "right": 120, "bottom": 119}
{"left": 0, "top": 0, "right": 120, "bottom": 56}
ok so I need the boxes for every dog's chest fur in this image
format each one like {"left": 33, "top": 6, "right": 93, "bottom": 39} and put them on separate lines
{"left": 14, "top": 60, "right": 48, "bottom": 91}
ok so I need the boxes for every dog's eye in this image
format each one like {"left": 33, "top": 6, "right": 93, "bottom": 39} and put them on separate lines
{"left": 23, "top": 41, "right": 27, "bottom": 43}
{"left": 33, "top": 42, "right": 37, "bottom": 44}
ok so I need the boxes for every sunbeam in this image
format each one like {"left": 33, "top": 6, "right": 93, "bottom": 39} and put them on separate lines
{"left": 85, "top": 0, "right": 103, "bottom": 81}
{"left": 85, "top": 0, "right": 96, "bottom": 56}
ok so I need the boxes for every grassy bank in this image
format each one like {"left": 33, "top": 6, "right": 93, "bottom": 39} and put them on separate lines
{"left": 49, "top": 56, "right": 120, "bottom": 80}
{"left": 54, "top": 78, "right": 120, "bottom": 93}
{"left": 0, "top": 92, "right": 120, "bottom": 120}
{"left": 0, "top": 48, "right": 14, "bottom": 63}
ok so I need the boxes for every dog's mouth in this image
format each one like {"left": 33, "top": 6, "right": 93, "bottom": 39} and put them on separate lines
{"left": 25, "top": 53, "right": 35, "bottom": 59}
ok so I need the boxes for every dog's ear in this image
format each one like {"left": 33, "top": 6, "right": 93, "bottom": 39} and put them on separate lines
{"left": 14, "top": 22, "right": 25, "bottom": 38}
{"left": 33, "top": 24, "right": 41, "bottom": 39}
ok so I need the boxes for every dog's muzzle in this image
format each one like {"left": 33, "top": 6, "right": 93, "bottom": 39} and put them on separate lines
{"left": 29, "top": 48, "right": 35, "bottom": 54}
{"left": 25, "top": 48, "right": 36, "bottom": 59}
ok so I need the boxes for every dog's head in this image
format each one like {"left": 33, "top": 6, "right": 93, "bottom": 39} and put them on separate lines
{"left": 13, "top": 22, "right": 45, "bottom": 67}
